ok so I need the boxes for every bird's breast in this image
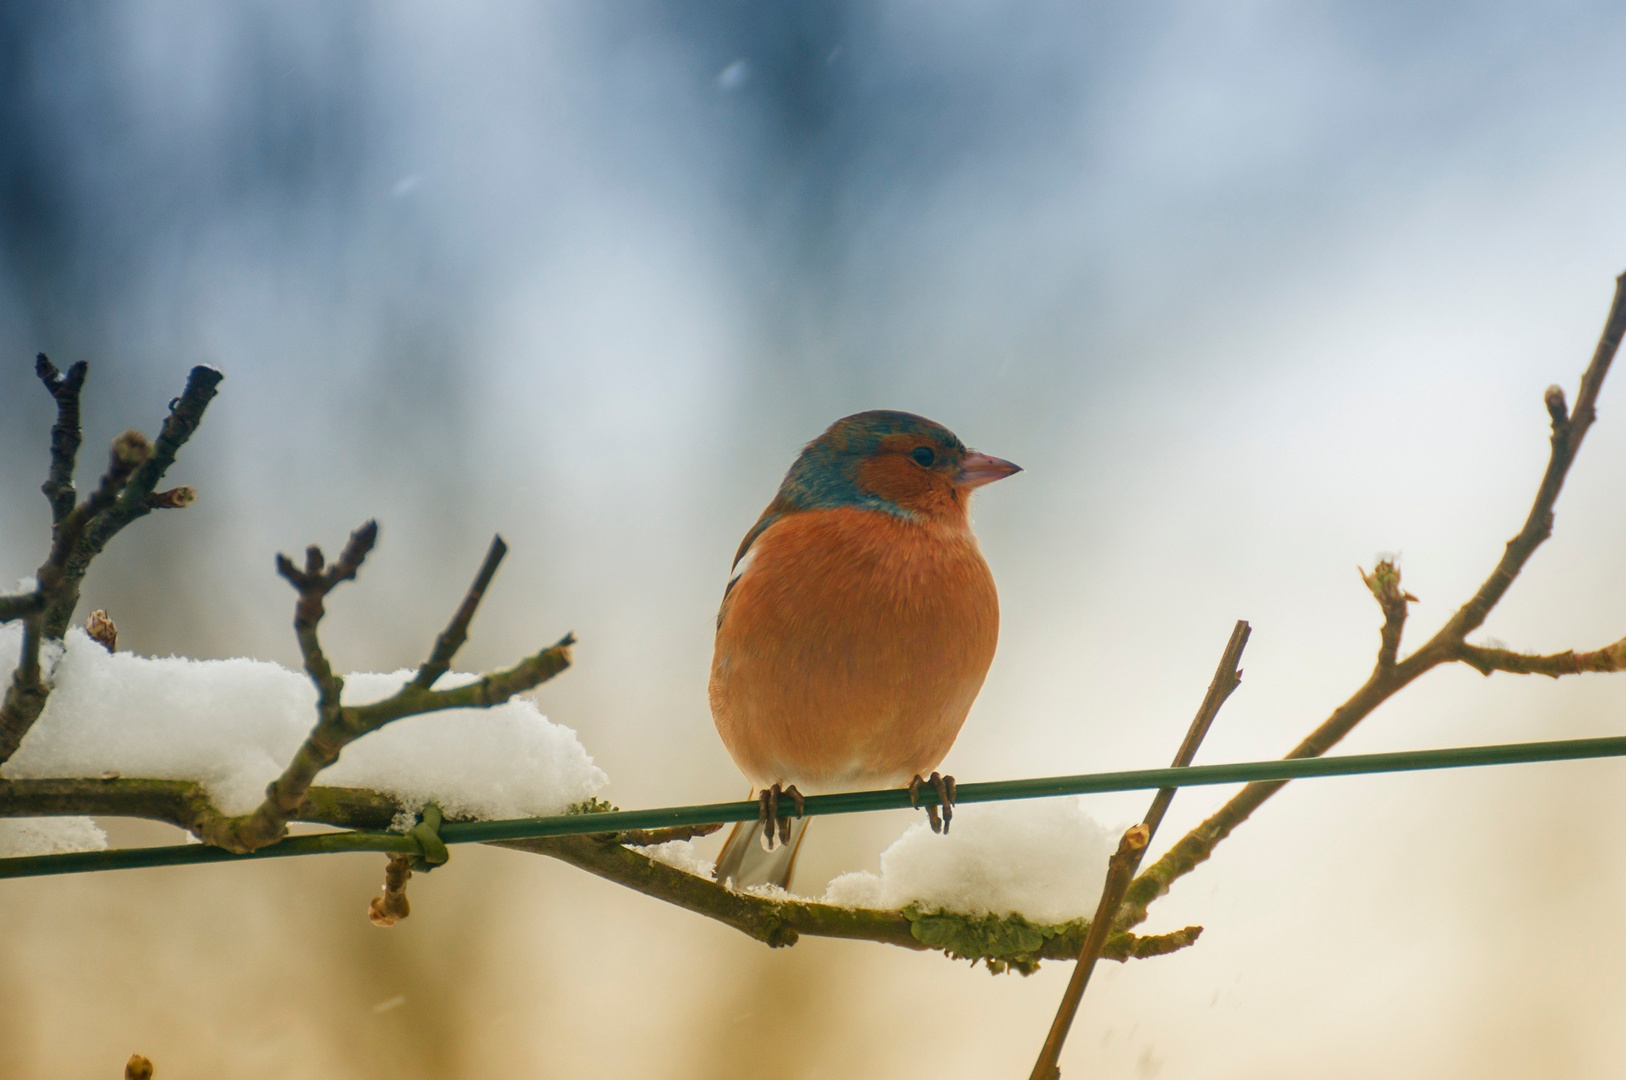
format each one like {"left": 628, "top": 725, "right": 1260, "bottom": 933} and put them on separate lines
{"left": 710, "top": 506, "right": 999, "bottom": 790}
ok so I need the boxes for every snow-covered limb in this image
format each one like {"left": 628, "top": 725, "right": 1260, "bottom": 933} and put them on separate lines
{"left": 0, "top": 777, "right": 401, "bottom": 838}
{"left": 500, "top": 832, "right": 1202, "bottom": 973}
{"left": 0, "top": 358, "right": 219, "bottom": 764}
{"left": 0, "top": 773, "right": 1199, "bottom": 971}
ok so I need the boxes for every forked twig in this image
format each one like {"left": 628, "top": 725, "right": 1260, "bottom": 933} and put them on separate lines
{"left": 0, "top": 360, "right": 219, "bottom": 763}
{"left": 1030, "top": 620, "right": 1251, "bottom": 1080}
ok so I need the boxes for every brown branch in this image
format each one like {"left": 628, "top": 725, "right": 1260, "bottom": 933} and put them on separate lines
{"left": 35, "top": 353, "right": 87, "bottom": 526}
{"left": 410, "top": 535, "right": 506, "bottom": 691}
{"left": 1032, "top": 619, "right": 1251, "bottom": 1080}
{"left": 1360, "top": 559, "right": 1417, "bottom": 669}
{"left": 203, "top": 525, "right": 573, "bottom": 853}
{"left": 0, "top": 431, "right": 150, "bottom": 760}
{"left": 1031, "top": 826, "right": 1151, "bottom": 1080}
{"left": 497, "top": 834, "right": 1201, "bottom": 968}
{"left": 604, "top": 821, "right": 725, "bottom": 846}
{"left": 1456, "top": 635, "right": 1626, "bottom": 677}
{"left": 0, "top": 363, "right": 220, "bottom": 765}
{"left": 42, "top": 364, "right": 221, "bottom": 639}
{"left": 0, "top": 776, "right": 1197, "bottom": 968}
{"left": 144, "top": 486, "right": 196, "bottom": 510}
{"left": 0, "top": 592, "right": 45, "bottom": 624}
{"left": 1120, "top": 271, "right": 1626, "bottom": 930}
{"left": 0, "top": 777, "right": 403, "bottom": 836}
{"left": 368, "top": 854, "right": 414, "bottom": 926}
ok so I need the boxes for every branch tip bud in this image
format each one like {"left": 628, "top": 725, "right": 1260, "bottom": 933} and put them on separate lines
{"left": 85, "top": 609, "right": 116, "bottom": 652}
{"left": 110, "top": 429, "right": 153, "bottom": 467}
{"left": 146, "top": 486, "right": 196, "bottom": 509}
{"left": 1545, "top": 384, "right": 1569, "bottom": 427}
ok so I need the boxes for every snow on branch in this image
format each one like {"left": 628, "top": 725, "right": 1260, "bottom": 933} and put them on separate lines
{"left": 200, "top": 524, "right": 577, "bottom": 853}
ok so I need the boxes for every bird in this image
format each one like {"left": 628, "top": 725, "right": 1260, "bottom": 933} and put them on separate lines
{"left": 709, "top": 409, "right": 1020, "bottom": 890}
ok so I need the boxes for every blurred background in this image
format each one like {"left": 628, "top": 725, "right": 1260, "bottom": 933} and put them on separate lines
{"left": 3, "top": 1, "right": 1626, "bottom": 1076}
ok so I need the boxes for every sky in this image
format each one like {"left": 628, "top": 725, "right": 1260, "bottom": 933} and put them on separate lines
{"left": 4, "top": 2, "right": 1626, "bottom": 1077}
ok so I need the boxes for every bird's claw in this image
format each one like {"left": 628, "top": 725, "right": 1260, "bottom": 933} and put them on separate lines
{"left": 757, "top": 783, "right": 805, "bottom": 849}
{"left": 908, "top": 771, "right": 957, "bottom": 834}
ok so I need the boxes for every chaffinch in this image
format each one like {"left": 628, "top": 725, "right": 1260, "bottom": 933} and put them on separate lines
{"left": 710, "top": 410, "right": 1020, "bottom": 889}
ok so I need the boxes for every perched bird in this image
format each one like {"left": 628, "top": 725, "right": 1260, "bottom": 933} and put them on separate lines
{"left": 710, "top": 410, "right": 1020, "bottom": 889}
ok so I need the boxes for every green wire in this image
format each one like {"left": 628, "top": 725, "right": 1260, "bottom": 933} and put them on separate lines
{"left": 5, "top": 731, "right": 1626, "bottom": 880}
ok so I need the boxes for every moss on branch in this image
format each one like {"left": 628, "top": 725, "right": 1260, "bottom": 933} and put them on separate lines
{"left": 497, "top": 833, "right": 1201, "bottom": 972}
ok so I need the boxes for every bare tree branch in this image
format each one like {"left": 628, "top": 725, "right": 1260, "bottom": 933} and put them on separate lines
{"left": 0, "top": 777, "right": 401, "bottom": 836}
{"left": 0, "top": 778, "right": 1196, "bottom": 969}
{"left": 42, "top": 364, "right": 222, "bottom": 639}
{"left": 35, "top": 353, "right": 87, "bottom": 526}
{"left": 1455, "top": 636, "right": 1626, "bottom": 677}
{"left": 410, "top": 535, "right": 506, "bottom": 691}
{"left": 0, "top": 593, "right": 44, "bottom": 624}
{"left": 0, "top": 362, "right": 219, "bottom": 764}
{"left": 368, "top": 854, "right": 414, "bottom": 926}
{"left": 1120, "top": 271, "right": 1626, "bottom": 930}
{"left": 499, "top": 833, "right": 1201, "bottom": 969}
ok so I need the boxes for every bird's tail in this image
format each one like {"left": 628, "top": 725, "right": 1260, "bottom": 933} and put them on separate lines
{"left": 713, "top": 816, "right": 812, "bottom": 891}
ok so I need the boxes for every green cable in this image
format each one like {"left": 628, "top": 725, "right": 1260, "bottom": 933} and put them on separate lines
{"left": 4, "top": 731, "right": 1626, "bottom": 880}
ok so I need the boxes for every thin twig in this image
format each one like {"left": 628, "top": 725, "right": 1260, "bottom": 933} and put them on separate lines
{"left": 1030, "top": 620, "right": 1250, "bottom": 1080}
{"left": 1120, "top": 271, "right": 1626, "bottom": 931}
{"left": 1455, "top": 636, "right": 1626, "bottom": 676}
{"left": 0, "top": 593, "right": 45, "bottom": 624}
{"left": 368, "top": 854, "right": 414, "bottom": 926}
{"left": 411, "top": 535, "right": 507, "bottom": 691}
{"left": 35, "top": 353, "right": 87, "bottom": 526}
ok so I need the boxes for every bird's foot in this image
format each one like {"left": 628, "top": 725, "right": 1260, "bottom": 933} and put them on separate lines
{"left": 756, "top": 783, "right": 806, "bottom": 850}
{"left": 908, "top": 771, "right": 957, "bottom": 834}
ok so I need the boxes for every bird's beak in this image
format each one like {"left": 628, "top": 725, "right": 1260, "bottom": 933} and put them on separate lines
{"left": 958, "top": 450, "right": 1022, "bottom": 489}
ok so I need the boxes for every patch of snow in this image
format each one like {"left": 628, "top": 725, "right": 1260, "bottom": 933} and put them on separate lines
{"left": 0, "top": 816, "right": 107, "bottom": 857}
{"left": 822, "top": 798, "right": 1120, "bottom": 924}
{"left": 0, "top": 626, "right": 606, "bottom": 820}
{"left": 632, "top": 838, "right": 714, "bottom": 878}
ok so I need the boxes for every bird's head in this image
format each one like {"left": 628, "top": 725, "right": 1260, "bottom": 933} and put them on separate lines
{"left": 775, "top": 410, "right": 1021, "bottom": 524}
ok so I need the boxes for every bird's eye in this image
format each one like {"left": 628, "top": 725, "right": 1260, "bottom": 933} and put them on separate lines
{"left": 910, "top": 446, "right": 936, "bottom": 467}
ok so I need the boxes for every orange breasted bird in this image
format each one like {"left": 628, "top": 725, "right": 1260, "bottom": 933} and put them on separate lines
{"left": 710, "top": 410, "right": 1021, "bottom": 889}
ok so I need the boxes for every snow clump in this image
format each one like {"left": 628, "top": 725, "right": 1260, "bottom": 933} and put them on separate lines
{"left": 822, "top": 797, "right": 1119, "bottom": 925}
{"left": 0, "top": 625, "right": 606, "bottom": 830}
{"left": 0, "top": 816, "right": 107, "bottom": 857}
